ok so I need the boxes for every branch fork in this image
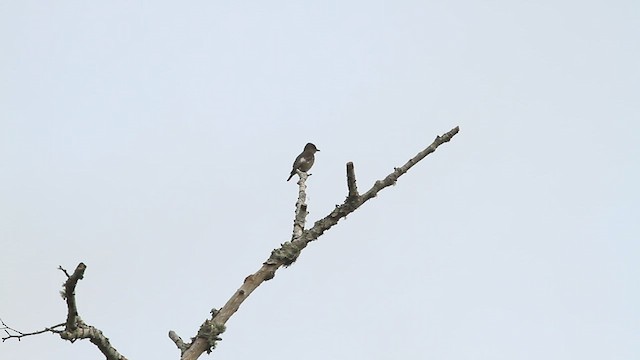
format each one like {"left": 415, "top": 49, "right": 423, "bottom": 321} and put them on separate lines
{"left": 3, "top": 126, "right": 459, "bottom": 360}
{"left": 172, "top": 126, "right": 460, "bottom": 360}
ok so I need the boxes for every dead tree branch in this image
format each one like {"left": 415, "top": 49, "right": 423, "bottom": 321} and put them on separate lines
{"left": 56, "top": 263, "right": 129, "bottom": 360}
{"left": 3, "top": 263, "right": 128, "bottom": 359}
{"left": 174, "top": 126, "right": 460, "bottom": 360}
{"left": 1, "top": 319, "right": 65, "bottom": 342}
{"left": 5, "top": 127, "right": 458, "bottom": 360}
{"left": 346, "top": 162, "right": 359, "bottom": 200}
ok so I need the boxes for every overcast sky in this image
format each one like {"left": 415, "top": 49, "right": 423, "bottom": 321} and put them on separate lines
{"left": 1, "top": 1, "right": 638, "bottom": 359}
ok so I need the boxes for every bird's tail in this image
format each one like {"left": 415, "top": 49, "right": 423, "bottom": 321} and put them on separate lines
{"left": 287, "top": 170, "right": 295, "bottom": 181}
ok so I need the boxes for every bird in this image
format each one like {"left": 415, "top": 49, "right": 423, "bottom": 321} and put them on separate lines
{"left": 287, "top": 143, "right": 320, "bottom": 181}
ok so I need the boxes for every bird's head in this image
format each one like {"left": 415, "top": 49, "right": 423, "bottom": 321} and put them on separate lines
{"left": 304, "top": 143, "right": 320, "bottom": 152}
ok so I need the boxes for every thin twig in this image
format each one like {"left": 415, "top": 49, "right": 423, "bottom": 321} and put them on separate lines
{"left": 1, "top": 318, "right": 64, "bottom": 342}
{"left": 58, "top": 265, "right": 71, "bottom": 279}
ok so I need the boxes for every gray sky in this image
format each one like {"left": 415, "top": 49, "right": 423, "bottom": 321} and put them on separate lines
{"left": 1, "top": 1, "right": 638, "bottom": 359}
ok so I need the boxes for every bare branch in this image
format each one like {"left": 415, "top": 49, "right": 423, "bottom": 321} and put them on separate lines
{"left": 60, "top": 326, "right": 128, "bottom": 360}
{"left": 1, "top": 318, "right": 64, "bottom": 342}
{"left": 291, "top": 172, "right": 310, "bottom": 242}
{"left": 346, "top": 162, "right": 359, "bottom": 199}
{"left": 57, "top": 263, "right": 129, "bottom": 360}
{"left": 169, "top": 330, "right": 189, "bottom": 354}
{"left": 3, "top": 262, "right": 129, "bottom": 360}
{"left": 61, "top": 263, "right": 85, "bottom": 332}
{"left": 178, "top": 126, "right": 460, "bottom": 360}
{"left": 58, "top": 265, "right": 71, "bottom": 279}
{"left": 359, "top": 127, "right": 460, "bottom": 203}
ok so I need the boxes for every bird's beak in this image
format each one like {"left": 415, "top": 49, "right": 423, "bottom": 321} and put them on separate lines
{"left": 316, "top": 149, "right": 320, "bottom": 152}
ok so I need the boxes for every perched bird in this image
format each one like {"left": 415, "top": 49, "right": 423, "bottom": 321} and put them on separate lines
{"left": 287, "top": 143, "right": 320, "bottom": 181}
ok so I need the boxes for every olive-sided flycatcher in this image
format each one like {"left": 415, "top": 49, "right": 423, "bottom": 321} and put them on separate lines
{"left": 287, "top": 143, "right": 320, "bottom": 181}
